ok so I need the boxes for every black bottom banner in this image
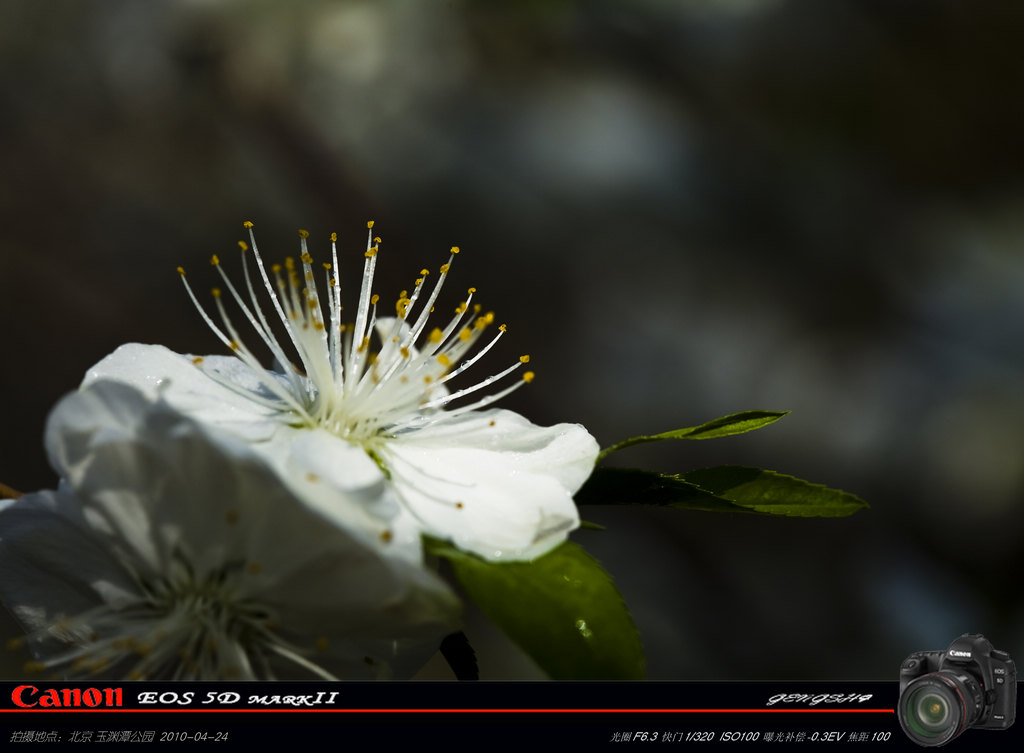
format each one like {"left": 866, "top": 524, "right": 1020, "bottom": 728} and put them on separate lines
{"left": 1, "top": 681, "right": 1019, "bottom": 748}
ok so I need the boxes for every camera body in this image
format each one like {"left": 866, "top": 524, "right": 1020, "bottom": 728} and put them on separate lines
{"left": 898, "top": 634, "right": 1016, "bottom": 746}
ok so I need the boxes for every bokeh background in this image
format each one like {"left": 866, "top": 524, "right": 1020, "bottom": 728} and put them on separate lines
{"left": 2, "top": 0, "right": 1024, "bottom": 680}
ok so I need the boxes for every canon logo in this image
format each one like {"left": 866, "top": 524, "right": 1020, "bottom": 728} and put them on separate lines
{"left": 949, "top": 649, "right": 972, "bottom": 658}
{"left": 11, "top": 685, "right": 123, "bottom": 708}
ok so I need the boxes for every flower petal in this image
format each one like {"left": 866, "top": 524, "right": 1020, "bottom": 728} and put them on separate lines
{"left": 0, "top": 489, "right": 140, "bottom": 632}
{"left": 47, "top": 380, "right": 419, "bottom": 570}
{"left": 83, "top": 342, "right": 279, "bottom": 441}
{"left": 273, "top": 427, "right": 425, "bottom": 563}
{"left": 404, "top": 408, "right": 599, "bottom": 492}
{"left": 383, "top": 409, "right": 599, "bottom": 560}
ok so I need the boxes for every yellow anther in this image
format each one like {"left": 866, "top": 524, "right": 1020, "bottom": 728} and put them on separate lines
{"left": 499, "top": 323, "right": 507, "bottom": 332}
{"left": 285, "top": 257, "right": 296, "bottom": 271}
{"left": 238, "top": 240, "right": 248, "bottom": 252}
{"left": 301, "top": 252, "right": 313, "bottom": 264}
{"left": 415, "top": 278, "right": 423, "bottom": 286}
{"left": 396, "top": 297, "right": 411, "bottom": 317}
{"left": 455, "top": 502, "right": 464, "bottom": 509}
{"left": 212, "top": 287, "right": 222, "bottom": 298}
{"left": 357, "top": 336, "right": 370, "bottom": 352}
{"left": 322, "top": 262, "right": 331, "bottom": 270}
{"left": 176, "top": 266, "right": 186, "bottom": 275}
{"left": 380, "top": 530, "right": 393, "bottom": 543}
{"left": 440, "top": 263, "right": 450, "bottom": 274}
{"left": 468, "top": 287, "right": 477, "bottom": 295}
{"left": 313, "top": 321, "right": 325, "bottom": 331}
{"left": 330, "top": 231, "right": 337, "bottom": 242}
{"left": 428, "top": 327, "right": 443, "bottom": 344}
{"left": 373, "top": 236, "right": 381, "bottom": 243}
{"left": 451, "top": 246, "right": 460, "bottom": 254}
{"left": 400, "top": 347, "right": 411, "bottom": 359}
{"left": 370, "top": 293, "right": 380, "bottom": 305}
{"left": 459, "top": 327, "right": 472, "bottom": 342}
{"left": 523, "top": 371, "right": 535, "bottom": 383}
{"left": 308, "top": 297, "right": 318, "bottom": 310}
{"left": 420, "top": 268, "right": 430, "bottom": 276}
{"left": 455, "top": 302, "right": 467, "bottom": 314}
{"left": 473, "top": 303, "right": 482, "bottom": 313}
{"left": 210, "top": 254, "right": 220, "bottom": 266}
{"left": 298, "top": 228, "right": 309, "bottom": 239}
{"left": 7, "top": 636, "right": 24, "bottom": 649}
{"left": 192, "top": 356, "right": 204, "bottom": 365}
{"left": 339, "top": 323, "right": 348, "bottom": 332}
{"left": 365, "top": 246, "right": 378, "bottom": 258}
{"left": 367, "top": 220, "right": 375, "bottom": 229}
{"left": 424, "top": 375, "right": 433, "bottom": 383}
{"left": 306, "top": 473, "right": 319, "bottom": 483}
{"left": 271, "top": 263, "right": 282, "bottom": 274}
{"left": 520, "top": 355, "right": 530, "bottom": 363}
{"left": 243, "top": 220, "right": 254, "bottom": 228}
{"left": 474, "top": 316, "right": 489, "bottom": 330}
{"left": 229, "top": 340, "right": 239, "bottom": 351}
{"left": 438, "top": 354, "right": 452, "bottom": 367}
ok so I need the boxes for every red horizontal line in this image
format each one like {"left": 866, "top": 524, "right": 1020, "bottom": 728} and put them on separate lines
{"left": 0, "top": 708, "right": 896, "bottom": 714}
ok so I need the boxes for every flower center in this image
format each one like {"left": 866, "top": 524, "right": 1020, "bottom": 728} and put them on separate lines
{"left": 177, "top": 222, "right": 535, "bottom": 450}
{"left": 14, "top": 551, "right": 334, "bottom": 681}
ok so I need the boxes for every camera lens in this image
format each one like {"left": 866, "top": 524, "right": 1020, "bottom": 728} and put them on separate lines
{"left": 898, "top": 673, "right": 982, "bottom": 747}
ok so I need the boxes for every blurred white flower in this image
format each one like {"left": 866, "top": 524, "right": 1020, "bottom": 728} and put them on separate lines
{"left": 86, "top": 223, "right": 598, "bottom": 560}
{"left": 0, "top": 381, "right": 460, "bottom": 680}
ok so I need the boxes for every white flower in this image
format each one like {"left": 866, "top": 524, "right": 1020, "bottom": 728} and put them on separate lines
{"left": 0, "top": 380, "right": 460, "bottom": 681}
{"left": 85, "top": 223, "right": 599, "bottom": 561}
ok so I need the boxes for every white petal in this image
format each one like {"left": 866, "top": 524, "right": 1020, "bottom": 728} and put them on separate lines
{"left": 83, "top": 343, "right": 279, "bottom": 441}
{"left": 0, "top": 489, "right": 143, "bottom": 632}
{"left": 84, "top": 351, "right": 424, "bottom": 562}
{"left": 48, "top": 381, "right": 417, "bottom": 568}
{"left": 398, "top": 408, "right": 600, "bottom": 491}
{"left": 382, "top": 409, "right": 599, "bottom": 560}
{"left": 271, "top": 428, "right": 425, "bottom": 563}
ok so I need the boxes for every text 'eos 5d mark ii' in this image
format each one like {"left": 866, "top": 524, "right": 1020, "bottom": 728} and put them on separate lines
{"left": 898, "top": 634, "right": 1016, "bottom": 747}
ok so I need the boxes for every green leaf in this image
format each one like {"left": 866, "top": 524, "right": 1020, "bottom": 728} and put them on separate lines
{"left": 427, "top": 539, "right": 645, "bottom": 680}
{"left": 682, "top": 466, "right": 868, "bottom": 517}
{"left": 598, "top": 410, "right": 789, "bottom": 461}
{"left": 576, "top": 466, "right": 867, "bottom": 517}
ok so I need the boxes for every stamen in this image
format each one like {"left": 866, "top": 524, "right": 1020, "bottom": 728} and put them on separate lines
{"left": 180, "top": 222, "right": 535, "bottom": 448}
{"left": 420, "top": 359, "right": 526, "bottom": 410}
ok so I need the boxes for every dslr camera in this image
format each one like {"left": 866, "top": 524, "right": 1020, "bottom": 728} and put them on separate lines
{"left": 898, "top": 634, "right": 1016, "bottom": 747}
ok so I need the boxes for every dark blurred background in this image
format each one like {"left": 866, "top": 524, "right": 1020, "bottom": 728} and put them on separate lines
{"left": 2, "top": 0, "right": 1023, "bottom": 680}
